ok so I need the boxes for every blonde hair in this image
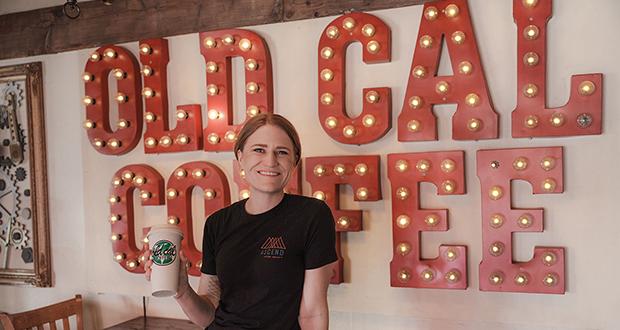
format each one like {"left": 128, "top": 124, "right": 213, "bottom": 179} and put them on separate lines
{"left": 234, "top": 113, "right": 301, "bottom": 165}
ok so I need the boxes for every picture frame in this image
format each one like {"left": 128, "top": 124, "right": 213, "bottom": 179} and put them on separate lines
{"left": 0, "top": 62, "right": 51, "bottom": 287}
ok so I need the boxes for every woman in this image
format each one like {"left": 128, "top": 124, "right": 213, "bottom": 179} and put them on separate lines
{"left": 146, "top": 113, "right": 338, "bottom": 329}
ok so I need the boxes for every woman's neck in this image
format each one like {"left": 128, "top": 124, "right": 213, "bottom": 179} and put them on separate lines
{"left": 244, "top": 190, "right": 285, "bottom": 215}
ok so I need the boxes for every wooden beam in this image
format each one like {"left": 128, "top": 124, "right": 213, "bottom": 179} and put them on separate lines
{"left": 0, "top": 0, "right": 430, "bottom": 60}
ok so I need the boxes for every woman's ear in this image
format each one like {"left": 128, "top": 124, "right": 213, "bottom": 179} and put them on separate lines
{"left": 236, "top": 149, "right": 243, "bottom": 162}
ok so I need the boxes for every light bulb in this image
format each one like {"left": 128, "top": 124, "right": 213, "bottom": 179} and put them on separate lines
{"left": 467, "top": 118, "right": 482, "bottom": 131}
{"left": 419, "top": 35, "right": 433, "bottom": 48}
{"left": 159, "top": 136, "right": 172, "bottom": 147}
{"left": 320, "top": 93, "right": 334, "bottom": 105}
{"left": 523, "top": 83, "right": 538, "bottom": 97}
{"left": 523, "top": 25, "right": 540, "bottom": 40}
{"left": 90, "top": 52, "right": 101, "bottom": 62}
{"left": 207, "top": 84, "right": 219, "bottom": 96}
{"left": 445, "top": 249, "right": 458, "bottom": 261}
{"left": 550, "top": 112, "right": 565, "bottom": 127}
{"left": 192, "top": 169, "right": 205, "bottom": 178}
{"left": 396, "top": 242, "right": 411, "bottom": 256}
{"left": 356, "top": 187, "right": 369, "bottom": 200}
{"left": 523, "top": 0, "right": 538, "bottom": 7}
{"left": 421, "top": 269, "right": 435, "bottom": 281}
{"left": 83, "top": 96, "right": 95, "bottom": 105}
{"left": 313, "top": 191, "right": 326, "bottom": 200}
{"left": 110, "top": 233, "right": 121, "bottom": 241}
{"left": 362, "top": 24, "right": 375, "bottom": 37}
{"left": 362, "top": 114, "right": 376, "bottom": 127}
{"left": 489, "top": 242, "right": 505, "bottom": 256}
{"left": 408, "top": 96, "right": 423, "bottom": 109}
{"left": 490, "top": 214, "right": 504, "bottom": 228}
{"left": 355, "top": 163, "right": 368, "bottom": 176}
{"left": 543, "top": 273, "right": 558, "bottom": 287}
{"left": 542, "top": 252, "right": 557, "bottom": 266}
{"left": 93, "top": 139, "right": 105, "bottom": 148}
{"left": 325, "top": 116, "right": 338, "bottom": 129}
{"left": 541, "top": 157, "right": 556, "bottom": 171}
{"left": 465, "top": 93, "right": 480, "bottom": 107}
{"left": 445, "top": 270, "right": 460, "bottom": 283}
{"left": 142, "top": 65, "right": 153, "bottom": 76}
{"left": 578, "top": 81, "right": 595, "bottom": 96}
{"left": 440, "top": 159, "right": 455, "bottom": 173}
{"left": 442, "top": 180, "right": 456, "bottom": 194}
{"left": 222, "top": 34, "right": 234, "bottom": 45}
{"left": 142, "top": 88, "right": 155, "bottom": 98}
{"left": 524, "top": 115, "right": 539, "bottom": 128}
{"left": 326, "top": 26, "right": 339, "bottom": 39}
{"left": 321, "top": 47, "right": 334, "bottom": 59}
{"left": 517, "top": 213, "right": 533, "bottom": 228}
{"left": 407, "top": 120, "right": 422, "bottom": 132}
{"left": 513, "top": 157, "right": 528, "bottom": 171}
{"left": 542, "top": 178, "right": 556, "bottom": 192}
{"left": 140, "top": 190, "right": 151, "bottom": 200}
{"left": 238, "top": 38, "right": 252, "bottom": 51}
{"left": 144, "top": 112, "right": 156, "bottom": 122}
{"left": 108, "top": 139, "right": 121, "bottom": 149}
{"left": 424, "top": 6, "right": 438, "bottom": 20}
{"left": 365, "top": 90, "right": 379, "bottom": 103}
{"left": 397, "top": 269, "right": 411, "bottom": 282}
{"left": 245, "top": 59, "right": 258, "bottom": 71}
{"left": 342, "top": 17, "right": 356, "bottom": 31}
{"left": 224, "top": 131, "right": 237, "bottom": 143}
{"left": 203, "top": 37, "right": 216, "bottom": 48}
{"left": 342, "top": 125, "right": 356, "bottom": 138}
{"left": 320, "top": 68, "right": 334, "bottom": 81}
{"left": 366, "top": 41, "right": 380, "bottom": 54}
{"left": 451, "top": 31, "right": 465, "bottom": 44}
{"left": 444, "top": 4, "right": 460, "bottom": 18}
{"left": 523, "top": 52, "right": 539, "bottom": 66}
{"left": 104, "top": 48, "right": 117, "bottom": 59}
{"left": 416, "top": 159, "right": 431, "bottom": 173}
{"left": 458, "top": 61, "right": 473, "bottom": 74}
{"left": 175, "top": 168, "right": 187, "bottom": 178}
{"left": 313, "top": 165, "right": 326, "bottom": 176}
{"left": 333, "top": 164, "right": 346, "bottom": 176}
{"left": 204, "top": 188, "right": 216, "bottom": 200}
{"left": 109, "top": 214, "right": 120, "bottom": 223}
{"left": 144, "top": 137, "right": 157, "bottom": 148}
{"left": 115, "top": 93, "right": 128, "bottom": 103}
{"left": 168, "top": 216, "right": 179, "bottom": 225}
{"left": 489, "top": 272, "right": 504, "bottom": 285}
{"left": 112, "top": 177, "right": 123, "bottom": 187}
{"left": 395, "top": 160, "right": 408, "bottom": 172}
{"left": 247, "top": 105, "right": 260, "bottom": 117}
{"left": 396, "top": 215, "right": 411, "bottom": 228}
{"left": 396, "top": 187, "right": 409, "bottom": 200}
{"left": 139, "top": 43, "right": 152, "bottom": 55}
{"left": 514, "top": 273, "right": 529, "bottom": 286}
{"left": 166, "top": 188, "right": 178, "bottom": 199}
{"left": 412, "top": 65, "right": 426, "bottom": 78}
{"left": 82, "top": 72, "right": 94, "bottom": 82}
{"left": 436, "top": 81, "right": 449, "bottom": 94}
{"left": 424, "top": 214, "right": 439, "bottom": 226}
{"left": 133, "top": 176, "right": 146, "bottom": 185}
{"left": 206, "top": 61, "right": 218, "bottom": 73}
{"left": 207, "top": 133, "right": 220, "bottom": 144}
{"left": 112, "top": 68, "right": 126, "bottom": 80}
{"left": 337, "top": 216, "right": 350, "bottom": 229}
{"left": 489, "top": 186, "right": 503, "bottom": 200}
{"left": 83, "top": 120, "right": 95, "bottom": 129}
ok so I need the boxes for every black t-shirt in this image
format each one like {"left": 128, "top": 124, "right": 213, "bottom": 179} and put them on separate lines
{"left": 201, "top": 193, "right": 338, "bottom": 330}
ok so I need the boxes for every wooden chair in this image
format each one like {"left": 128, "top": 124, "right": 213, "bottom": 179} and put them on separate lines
{"left": 0, "top": 294, "right": 83, "bottom": 330}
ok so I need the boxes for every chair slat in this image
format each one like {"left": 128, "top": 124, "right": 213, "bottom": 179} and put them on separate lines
{"left": 50, "top": 320, "right": 57, "bottom": 330}
{"left": 63, "top": 317, "right": 70, "bottom": 329}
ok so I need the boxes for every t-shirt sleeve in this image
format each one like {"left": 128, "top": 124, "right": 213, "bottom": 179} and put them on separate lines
{"left": 304, "top": 201, "right": 338, "bottom": 269}
{"left": 201, "top": 213, "right": 217, "bottom": 275}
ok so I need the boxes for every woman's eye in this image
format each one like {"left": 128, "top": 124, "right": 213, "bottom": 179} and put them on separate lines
{"left": 277, "top": 150, "right": 289, "bottom": 156}
{"left": 253, "top": 148, "right": 265, "bottom": 153}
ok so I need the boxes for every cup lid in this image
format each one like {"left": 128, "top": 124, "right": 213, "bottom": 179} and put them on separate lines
{"left": 147, "top": 224, "right": 184, "bottom": 239}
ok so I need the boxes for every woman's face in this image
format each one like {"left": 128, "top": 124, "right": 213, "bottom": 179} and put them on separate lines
{"left": 237, "top": 124, "right": 296, "bottom": 197}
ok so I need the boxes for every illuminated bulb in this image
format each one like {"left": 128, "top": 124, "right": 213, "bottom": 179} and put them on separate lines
{"left": 321, "top": 47, "right": 334, "bottom": 59}
{"left": 489, "top": 242, "right": 505, "bottom": 256}
{"left": 83, "top": 96, "right": 95, "bottom": 105}
{"left": 159, "top": 136, "right": 172, "bottom": 147}
{"left": 542, "top": 178, "right": 556, "bottom": 192}
{"left": 139, "top": 43, "right": 152, "bottom": 55}
{"left": 313, "top": 165, "right": 326, "bottom": 177}
{"left": 82, "top": 72, "right": 94, "bottom": 82}
{"left": 114, "top": 253, "right": 126, "bottom": 261}
{"left": 441, "top": 180, "right": 456, "bottom": 194}
{"left": 542, "top": 252, "right": 557, "bottom": 266}
{"left": 116, "top": 93, "right": 128, "bottom": 103}
{"left": 110, "top": 233, "right": 122, "bottom": 241}
{"left": 465, "top": 93, "right": 480, "bottom": 107}
{"left": 543, "top": 273, "right": 558, "bottom": 286}
{"left": 515, "top": 273, "right": 529, "bottom": 286}
{"left": 541, "top": 157, "right": 556, "bottom": 171}
{"left": 206, "top": 109, "right": 221, "bottom": 120}
{"left": 412, "top": 65, "right": 426, "bottom": 78}
{"left": 523, "top": 52, "right": 539, "bottom": 66}
{"left": 366, "top": 40, "right": 380, "bottom": 54}
{"left": 175, "top": 168, "right": 187, "bottom": 178}
{"left": 395, "top": 160, "right": 408, "bottom": 172}
{"left": 313, "top": 191, "right": 326, "bottom": 200}
{"left": 112, "top": 68, "right": 126, "bottom": 80}
{"left": 112, "top": 177, "right": 123, "bottom": 187}
{"left": 90, "top": 52, "right": 101, "bottom": 62}
{"left": 207, "top": 133, "right": 220, "bottom": 144}
{"left": 133, "top": 176, "right": 146, "bottom": 185}
{"left": 320, "top": 68, "right": 334, "bottom": 81}
{"left": 419, "top": 35, "right": 433, "bottom": 48}
{"left": 206, "top": 61, "right": 218, "bottom": 73}
{"left": 458, "top": 61, "right": 473, "bottom": 74}
{"left": 174, "top": 110, "right": 188, "bottom": 121}
{"left": 93, "top": 139, "right": 105, "bottom": 148}
{"left": 523, "top": 83, "right": 538, "bottom": 97}
{"left": 489, "top": 186, "right": 503, "bottom": 200}
{"left": 436, "top": 81, "right": 449, "bottom": 94}
{"left": 421, "top": 269, "right": 434, "bottom": 281}
{"left": 192, "top": 169, "right": 205, "bottom": 178}
{"left": 142, "top": 88, "right": 155, "bottom": 98}
{"left": 523, "top": 25, "right": 540, "bottom": 40}
{"left": 550, "top": 112, "right": 565, "bottom": 127}
{"left": 140, "top": 190, "right": 151, "bottom": 200}
{"left": 416, "top": 159, "right": 430, "bottom": 173}
{"left": 490, "top": 214, "right": 504, "bottom": 228}
{"left": 342, "top": 125, "right": 356, "bottom": 138}
{"left": 224, "top": 130, "right": 237, "bottom": 143}
{"left": 355, "top": 163, "right": 368, "bottom": 176}
{"left": 337, "top": 217, "right": 350, "bottom": 229}
{"left": 489, "top": 272, "right": 504, "bottom": 285}
{"left": 166, "top": 188, "right": 178, "bottom": 199}
{"left": 320, "top": 93, "right": 334, "bottom": 105}
{"left": 108, "top": 139, "right": 121, "bottom": 149}
{"left": 517, "top": 213, "right": 533, "bottom": 228}
{"left": 326, "top": 26, "right": 340, "bottom": 39}
{"left": 207, "top": 84, "right": 219, "bottom": 96}
{"left": 126, "top": 260, "right": 139, "bottom": 270}
{"left": 145, "top": 137, "right": 157, "bottom": 148}
{"left": 396, "top": 187, "right": 409, "bottom": 200}
{"left": 362, "top": 114, "right": 376, "bottom": 127}
{"left": 222, "top": 34, "right": 234, "bottom": 45}
{"left": 203, "top": 37, "right": 216, "bottom": 48}
{"left": 424, "top": 214, "right": 439, "bottom": 226}
{"left": 362, "top": 24, "right": 375, "bottom": 37}
{"left": 325, "top": 116, "right": 338, "bottom": 129}
{"left": 142, "top": 65, "right": 153, "bottom": 76}
{"left": 246, "top": 105, "right": 259, "bottom": 117}
{"left": 365, "top": 90, "right": 380, "bottom": 103}
{"left": 407, "top": 120, "right": 422, "bottom": 132}
{"left": 467, "top": 118, "right": 482, "bottom": 131}
{"left": 342, "top": 17, "right": 356, "bottom": 31}
{"left": 238, "top": 38, "right": 252, "bottom": 51}
{"left": 246, "top": 82, "right": 259, "bottom": 94}
{"left": 397, "top": 269, "right": 411, "bottom": 282}
{"left": 523, "top": 0, "right": 538, "bottom": 7}
{"left": 424, "top": 6, "right": 438, "bottom": 20}
{"left": 490, "top": 161, "right": 500, "bottom": 169}
{"left": 451, "top": 31, "right": 465, "bottom": 44}
{"left": 513, "top": 157, "right": 528, "bottom": 171}
{"left": 396, "top": 242, "right": 411, "bottom": 256}
{"left": 204, "top": 189, "right": 216, "bottom": 200}
{"left": 445, "top": 270, "right": 460, "bottom": 283}
{"left": 122, "top": 171, "right": 134, "bottom": 180}
{"left": 444, "top": 4, "right": 460, "bottom": 17}
{"left": 440, "top": 159, "right": 455, "bottom": 173}
{"left": 84, "top": 120, "right": 95, "bottom": 129}
{"left": 396, "top": 215, "right": 411, "bottom": 228}
{"left": 144, "top": 112, "right": 156, "bottom": 122}
{"left": 408, "top": 96, "right": 423, "bottom": 109}
{"left": 104, "top": 48, "right": 117, "bottom": 59}
{"left": 524, "top": 115, "right": 539, "bottom": 128}
{"left": 333, "top": 164, "right": 346, "bottom": 176}
{"left": 356, "top": 187, "right": 369, "bottom": 200}
{"left": 245, "top": 58, "right": 258, "bottom": 71}
{"left": 578, "top": 81, "right": 595, "bottom": 96}
{"left": 445, "top": 249, "right": 458, "bottom": 261}
{"left": 109, "top": 215, "right": 121, "bottom": 224}
{"left": 240, "top": 189, "right": 251, "bottom": 199}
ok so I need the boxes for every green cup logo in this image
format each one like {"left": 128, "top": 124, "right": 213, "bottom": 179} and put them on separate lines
{"left": 151, "top": 240, "right": 177, "bottom": 266}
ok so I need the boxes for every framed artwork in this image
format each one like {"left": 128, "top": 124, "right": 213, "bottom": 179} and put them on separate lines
{"left": 0, "top": 62, "right": 51, "bottom": 287}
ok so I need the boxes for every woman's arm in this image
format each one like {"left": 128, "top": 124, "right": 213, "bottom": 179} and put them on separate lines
{"left": 174, "top": 273, "right": 221, "bottom": 328}
{"left": 298, "top": 262, "right": 336, "bottom": 330}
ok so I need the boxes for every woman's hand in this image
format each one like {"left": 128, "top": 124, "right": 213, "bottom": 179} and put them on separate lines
{"left": 142, "top": 249, "right": 191, "bottom": 298}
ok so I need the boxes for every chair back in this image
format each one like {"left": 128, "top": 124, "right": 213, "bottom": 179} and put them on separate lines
{"left": 0, "top": 294, "right": 83, "bottom": 330}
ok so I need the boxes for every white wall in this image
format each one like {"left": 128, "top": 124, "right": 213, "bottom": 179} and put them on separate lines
{"left": 1, "top": 0, "right": 619, "bottom": 329}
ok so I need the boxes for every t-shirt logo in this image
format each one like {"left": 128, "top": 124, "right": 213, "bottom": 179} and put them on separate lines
{"left": 260, "top": 236, "right": 286, "bottom": 259}
{"left": 151, "top": 240, "right": 177, "bottom": 266}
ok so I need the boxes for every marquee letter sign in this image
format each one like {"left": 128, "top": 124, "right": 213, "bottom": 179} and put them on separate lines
{"left": 305, "top": 156, "right": 381, "bottom": 283}
{"left": 398, "top": 0, "right": 498, "bottom": 141}
{"left": 477, "top": 147, "right": 565, "bottom": 294}
{"left": 318, "top": 13, "right": 392, "bottom": 144}
{"left": 512, "top": 0, "right": 603, "bottom": 137}
{"left": 200, "top": 29, "right": 274, "bottom": 151}
{"left": 388, "top": 151, "right": 466, "bottom": 289}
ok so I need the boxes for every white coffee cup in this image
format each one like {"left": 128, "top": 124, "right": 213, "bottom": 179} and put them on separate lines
{"left": 147, "top": 224, "right": 184, "bottom": 297}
